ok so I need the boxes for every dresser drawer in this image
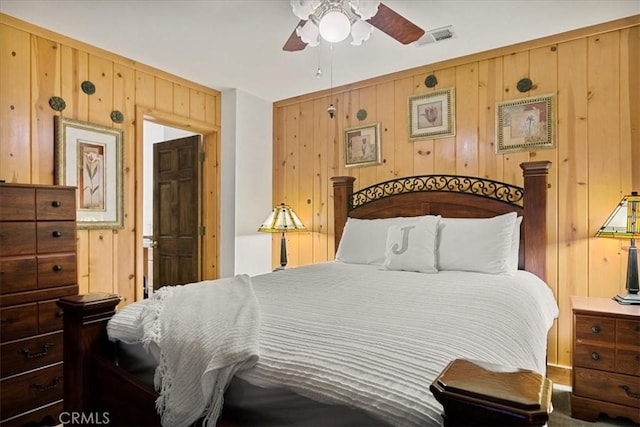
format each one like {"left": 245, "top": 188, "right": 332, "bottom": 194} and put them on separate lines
{"left": 0, "top": 331, "right": 63, "bottom": 377}
{"left": 1, "top": 399, "right": 63, "bottom": 427}
{"left": 574, "top": 366, "right": 640, "bottom": 409}
{"left": 0, "top": 222, "right": 36, "bottom": 256}
{"left": 574, "top": 343, "right": 615, "bottom": 371}
{"left": 36, "top": 187, "right": 76, "bottom": 220}
{"left": 0, "top": 363, "right": 63, "bottom": 420}
{"left": 575, "top": 315, "right": 616, "bottom": 344}
{"left": 617, "top": 319, "right": 640, "bottom": 347}
{"left": 38, "top": 254, "right": 77, "bottom": 289}
{"left": 616, "top": 348, "right": 640, "bottom": 376}
{"left": 38, "top": 300, "right": 65, "bottom": 333}
{"left": 0, "top": 186, "right": 35, "bottom": 221}
{"left": 0, "top": 303, "right": 38, "bottom": 342}
{"left": 0, "top": 257, "right": 37, "bottom": 294}
{"left": 37, "top": 221, "right": 76, "bottom": 253}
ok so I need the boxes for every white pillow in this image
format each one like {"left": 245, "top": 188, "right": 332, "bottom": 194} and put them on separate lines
{"left": 511, "top": 216, "right": 523, "bottom": 271}
{"left": 383, "top": 215, "right": 440, "bottom": 273}
{"left": 336, "top": 216, "right": 430, "bottom": 265}
{"left": 437, "top": 212, "right": 518, "bottom": 274}
{"left": 106, "top": 300, "right": 148, "bottom": 343}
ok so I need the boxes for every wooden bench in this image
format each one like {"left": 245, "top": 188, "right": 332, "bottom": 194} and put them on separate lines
{"left": 430, "top": 359, "right": 552, "bottom": 426}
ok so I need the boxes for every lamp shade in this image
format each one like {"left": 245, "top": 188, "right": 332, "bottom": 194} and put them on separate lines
{"left": 318, "top": 10, "right": 351, "bottom": 43}
{"left": 258, "top": 204, "right": 306, "bottom": 233}
{"left": 595, "top": 192, "right": 639, "bottom": 239}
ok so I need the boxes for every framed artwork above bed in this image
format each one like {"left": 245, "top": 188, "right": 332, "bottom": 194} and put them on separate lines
{"left": 344, "top": 123, "right": 382, "bottom": 168}
{"left": 408, "top": 87, "right": 456, "bottom": 140}
{"left": 495, "top": 94, "right": 555, "bottom": 154}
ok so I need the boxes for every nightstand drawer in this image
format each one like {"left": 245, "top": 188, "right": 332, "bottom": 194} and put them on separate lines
{"left": 38, "top": 254, "right": 77, "bottom": 288}
{"left": 38, "top": 300, "right": 65, "bottom": 333}
{"left": 0, "top": 222, "right": 36, "bottom": 256}
{"left": 574, "top": 343, "right": 615, "bottom": 371}
{"left": 36, "top": 188, "right": 76, "bottom": 220}
{"left": 0, "top": 257, "right": 37, "bottom": 294}
{"left": 616, "top": 348, "right": 640, "bottom": 376}
{"left": 574, "top": 367, "right": 640, "bottom": 409}
{"left": 617, "top": 319, "right": 640, "bottom": 348}
{"left": 0, "top": 363, "right": 63, "bottom": 420}
{"left": 0, "top": 332, "right": 63, "bottom": 377}
{"left": 575, "top": 315, "right": 615, "bottom": 344}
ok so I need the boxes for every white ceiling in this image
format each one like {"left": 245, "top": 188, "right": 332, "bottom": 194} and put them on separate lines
{"left": 1, "top": 1, "right": 638, "bottom": 102}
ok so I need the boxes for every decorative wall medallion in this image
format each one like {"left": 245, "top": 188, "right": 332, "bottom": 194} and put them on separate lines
{"left": 81, "top": 80, "right": 96, "bottom": 95}
{"left": 48, "top": 96, "right": 66, "bottom": 111}
{"left": 516, "top": 78, "right": 533, "bottom": 93}
{"left": 356, "top": 109, "right": 367, "bottom": 121}
{"left": 110, "top": 110, "right": 124, "bottom": 123}
{"left": 424, "top": 74, "right": 438, "bottom": 88}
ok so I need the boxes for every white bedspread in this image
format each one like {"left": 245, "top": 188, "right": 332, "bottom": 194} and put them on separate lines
{"left": 238, "top": 262, "right": 558, "bottom": 426}
{"left": 138, "top": 274, "right": 260, "bottom": 427}
{"left": 109, "top": 262, "right": 558, "bottom": 426}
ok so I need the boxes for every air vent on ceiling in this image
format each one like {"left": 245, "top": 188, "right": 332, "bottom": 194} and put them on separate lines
{"left": 415, "top": 25, "right": 455, "bottom": 46}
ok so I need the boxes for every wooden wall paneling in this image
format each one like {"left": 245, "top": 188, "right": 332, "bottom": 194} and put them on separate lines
{"left": 173, "top": 83, "right": 190, "bottom": 117}
{"left": 620, "top": 26, "right": 640, "bottom": 192}
{"left": 312, "top": 96, "right": 330, "bottom": 263}
{"left": 87, "top": 54, "right": 115, "bottom": 295}
{"left": 375, "top": 81, "right": 396, "bottom": 183}
{"left": 587, "top": 32, "right": 623, "bottom": 298}
{"left": 529, "top": 44, "right": 560, "bottom": 365}
{"left": 298, "top": 100, "right": 315, "bottom": 266}
{"left": 340, "top": 90, "right": 359, "bottom": 185}
{"left": 202, "top": 130, "right": 219, "bottom": 280}
{"left": 355, "top": 86, "right": 378, "bottom": 189}
{"left": 430, "top": 68, "right": 456, "bottom": 175}
{"left": 135, "top": 71, "right": 155, "bottom": 108}
{"left": 30, "top": 35, "right": 59, "bottom": 185}
{"left": 620, "top": 26, "right": 640, "bottom": 191}
{"left": 155, "top": 78, "right": 173, "bottom": 112}
{"left": 556, "top": 37, "right": 589, "bottom": 366}
{"left": 326, "top": 95, "right": 338, "bottom": 257}
{"left": 477, "top": 57, "right": 504, "bottom": 181}
{"left": 190, "top": 89, "right": 206, "bottom": 122}
{"left": 113, "top": 63, "right": 136, "bottom": 305}
{"left": 501, "top": 51, "right": 531, "bottom": 186}
{"left": 392, "top": 77, "right": 414, "bottom": 178}
{"left": 283, "top": 104, "right": 301, "bottom": 266}
{"left": 454, "top": 62, "right": 479, "bottom": 176}
{"left": 0, "top": 24, "right": 31, "bottom": 183}
{"left": 410, "top": 72, "right": 435, "bottom": 175}
{"left": 60, "top": 45, "right": 90, "bottom": 295}
{"left": 205, "top": 93, "right": 218, "bottom": 128}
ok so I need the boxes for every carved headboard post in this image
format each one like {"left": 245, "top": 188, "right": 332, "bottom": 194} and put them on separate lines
{"left": 520, "top": 161, "right": 552, "bottom": 281}
{"left": 331, "top": 176, "right": 355, "bottom": 253}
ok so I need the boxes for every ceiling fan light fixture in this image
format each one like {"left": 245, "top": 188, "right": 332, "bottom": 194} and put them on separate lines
{"left": 349, "top": 19, "right": 374, "bottom": 46}
{"left": 296, "top": 20, "right": 320, "bottom": 46}
{"left": 349, "top": 0, "right": 380, "bottom": 20}
{"left": 318, "top": 10, "right": 351, "bottom": 43}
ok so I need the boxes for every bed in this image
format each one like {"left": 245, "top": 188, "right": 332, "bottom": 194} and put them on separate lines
{"left": 58, "top": 160, "right": 557, "bottom": 427}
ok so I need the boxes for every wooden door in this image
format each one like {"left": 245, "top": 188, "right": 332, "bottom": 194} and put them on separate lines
{"left": 153, "top": 135, "right": 201, "bottom": 289}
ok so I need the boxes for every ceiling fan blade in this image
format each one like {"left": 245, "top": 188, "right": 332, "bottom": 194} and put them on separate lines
{"left": 283, "top": 20, "right": 308, "bottom": 51}
{"left": 367, "top": 3, "right": 425, "bottom": 44}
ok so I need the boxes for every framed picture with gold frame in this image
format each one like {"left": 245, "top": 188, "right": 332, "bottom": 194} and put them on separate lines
{"left": 344, "top": 123, "right": 381, "bottom": 168}
{"left": 495, "top": 94, "right": 555, "bottom": 154}
{"left": 408, "top": 87, "right": 456, "bottom": 140}
{"left": 54, "top": 116, "right": 124, "bottom": 229}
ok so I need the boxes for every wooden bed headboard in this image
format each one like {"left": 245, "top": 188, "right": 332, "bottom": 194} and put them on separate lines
{"left": 332, "top": 161, "right": 551, "bottom": 280}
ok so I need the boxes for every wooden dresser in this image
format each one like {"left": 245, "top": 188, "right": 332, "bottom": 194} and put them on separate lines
{"left": 0, "top": 183, "right": 78, "bottom": 426}
{"left": 571, "top": 296, "right": 640, "bottom": 424}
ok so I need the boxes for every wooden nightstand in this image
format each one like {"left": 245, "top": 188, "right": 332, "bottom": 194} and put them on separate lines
{"left": 571, "top": 296, "right": 640, "bottom": 424}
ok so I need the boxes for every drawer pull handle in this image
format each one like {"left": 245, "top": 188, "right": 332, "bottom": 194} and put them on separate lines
{"left": 21, "top": 343, "right": 54, "bottom": 359}
{"left": 31, "top": 376, "right": 61, "bottom": 392}
{"left": 56, "top": 309, "right": 64, "bottom": 318}
{"left": 51, "top": 201, "right": 62, "bottom": 208}
{"left": 591, "top": 326, "right": 600, "bottom": 334}
{"left": 52, "top": 231, "right": 62, "bottom": 238}
{"left": 636, "top": 354, "right": 640, "bottom": 362}
{"left": 634, "top": 325, "right": 640, "bottom": 333}
{"left": 620, "top": 385, "right": 640, "bottom": 400}
{"left": 591, "top": 352, "right": 600, "bottom": 361}
{"left": 53, "top": 264, "right": 63, "bottom": 272}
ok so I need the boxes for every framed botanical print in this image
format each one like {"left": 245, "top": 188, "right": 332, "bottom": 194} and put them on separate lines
{"left": 344, "top": 123, "right": 382, "bottom": 168}
{"left": 408, "top": 88, "right": 456, "bottom": 140}
{"left": 495, "top": 94, "right": 555, "bottom": 153}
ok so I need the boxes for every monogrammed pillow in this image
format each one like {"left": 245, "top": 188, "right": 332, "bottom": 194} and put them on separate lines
{"left": 383, "top": 215, "right": 441, "bottom": 273}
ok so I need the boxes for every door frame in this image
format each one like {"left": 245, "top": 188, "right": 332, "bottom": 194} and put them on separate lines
{"left": 135, "top": 106, "right": 220, "bottom": 301}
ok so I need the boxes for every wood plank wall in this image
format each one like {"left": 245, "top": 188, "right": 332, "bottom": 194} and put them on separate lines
{"left": 0, "top": 14, "right": 221, "bottom": 306}
{"left": 272, "top": 16, "right": 640, "bottom": 368}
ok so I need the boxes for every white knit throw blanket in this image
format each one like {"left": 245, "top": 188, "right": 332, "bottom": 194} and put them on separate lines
{"left": 139, "top": 274, "right": 260, "bottom": 427}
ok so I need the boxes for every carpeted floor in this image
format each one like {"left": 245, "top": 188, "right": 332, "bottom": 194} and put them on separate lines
{"left": 550, "top": 384, "right": 638, "bottom": 426}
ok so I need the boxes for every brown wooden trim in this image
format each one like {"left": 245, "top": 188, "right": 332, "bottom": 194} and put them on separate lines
{"left": 0, "top": 13, "right": 221, "bottom": 96}
{"left": 547, "top": 364, "right": 571, "bottom": 387}
{"left": 521, "top": 161, "right": 551, "bottom": 281}
{"left": 330, "top": 176, "right": 355, "bottom": 253}
{"left": 275, "top": 15, "right": 639, "bottom": 107}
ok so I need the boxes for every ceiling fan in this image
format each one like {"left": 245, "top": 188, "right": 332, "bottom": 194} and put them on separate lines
{"left": 283, "top": 0, "right": 425, "bottom": 51}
